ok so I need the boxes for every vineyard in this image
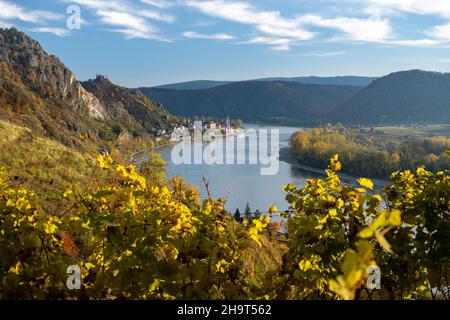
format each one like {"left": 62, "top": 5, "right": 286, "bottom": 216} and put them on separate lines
{"left": 1, "top": 154, "right": 448, "bottom": 300}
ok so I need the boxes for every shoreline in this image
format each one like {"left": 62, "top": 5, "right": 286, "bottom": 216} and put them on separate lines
{"left": 278, "top": 146, "right": 390, "bottom": 189}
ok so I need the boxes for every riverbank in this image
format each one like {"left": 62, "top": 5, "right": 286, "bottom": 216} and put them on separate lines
{"left": 278, "top": 146, "right": 390, "bottom": 190}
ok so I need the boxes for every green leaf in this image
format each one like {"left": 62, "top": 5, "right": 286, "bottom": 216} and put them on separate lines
{"left": 342, "top": 249, "right": 359, "bottom": 275}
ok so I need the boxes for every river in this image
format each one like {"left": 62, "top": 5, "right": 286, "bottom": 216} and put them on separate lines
{"left": 155, "top": 124, "right": 387, "bottom": 214}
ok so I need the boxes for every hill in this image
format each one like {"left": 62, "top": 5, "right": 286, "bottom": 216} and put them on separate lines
{"left": 257, "top": 76, "right": 376, "bottom": 87}
{"left": 82, "top": 75, "right": 173, "bottom": 137}
{"left": 154, "top": 80, "right": 231, "bottom": 90}
{"left": 330, "top": 70, "right": 450, "bottom": 124}
{"left": 0, "top": 27, "right": 175, "bottom": 149}
{"left": 140, "top": 81, "right": 361, "bottom": 124}
{"left": 152, "top": 76, "right": 375, "bottom": 90}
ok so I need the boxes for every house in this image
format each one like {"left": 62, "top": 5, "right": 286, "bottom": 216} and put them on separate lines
{"left": 204, "top": 121, "right": 217, "bottom": 130}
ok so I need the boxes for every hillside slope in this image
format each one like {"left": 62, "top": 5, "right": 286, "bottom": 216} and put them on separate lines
{"left": 0, "top": 119, "right": 104, "bottom": 212}
{"left": 329, "top": 70, "right": 450, "bottom": 124}
{"left": 0, "top": 27, "right": 175, "bottom": 148}
{"left": 82, "top": 75, "right": 173, "bottom": 137}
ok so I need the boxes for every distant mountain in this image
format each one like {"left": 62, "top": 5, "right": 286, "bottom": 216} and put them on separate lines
{"left": 0, "top": 28, "right": 174, "bottom": 148}
{"left": 154, "top": 80, "right": 231, "bottom": 90}
{"left": 140, "top": 81, "right": 361, "bottom": 124}
{"left": 257, "top": 76, "right": 377, "bottom": 87}
{"left": 152, "top": 76, "right": 376, "bottom": 90}
{"left": 329, "top": 70, "right": 450, "bottom": 124}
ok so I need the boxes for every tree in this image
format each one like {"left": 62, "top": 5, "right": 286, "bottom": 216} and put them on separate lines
{"left": 232, "top": 119, "right": 243, "bottom": 129}
{"left": 244, "top": 202, "right": 252, "bottom": 222}
{"left": 234, "top": 209, "right": 243, "bottom": 223}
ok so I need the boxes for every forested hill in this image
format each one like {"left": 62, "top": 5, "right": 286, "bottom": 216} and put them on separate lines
{"left": 329, "top": 70, "right": 450, "bottom": 124}
{"left": 257, "top": 76, "right": 376, "bottom": 87}
{"left": 139, "top": 81, "right": 361, "bottom": 124}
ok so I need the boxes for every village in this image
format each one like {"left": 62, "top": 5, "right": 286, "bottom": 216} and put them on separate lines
{"left": 155, "top": 117, "right": 243, "bottom": 142}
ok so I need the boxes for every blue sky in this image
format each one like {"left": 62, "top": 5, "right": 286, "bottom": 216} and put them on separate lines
{"left": 2, "top": 0, "right": 450, "bottom": 87}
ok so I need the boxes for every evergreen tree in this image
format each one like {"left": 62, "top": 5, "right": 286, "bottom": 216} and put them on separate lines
{"left": 234, "top": 208, "right": 243, "bottom": 223}
{"left": 244, "top": 202, "right": 252, "bottom": 222}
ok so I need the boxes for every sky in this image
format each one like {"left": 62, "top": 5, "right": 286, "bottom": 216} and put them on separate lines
{"left": 2, "top": 0, "right": 450, "bottom": 87}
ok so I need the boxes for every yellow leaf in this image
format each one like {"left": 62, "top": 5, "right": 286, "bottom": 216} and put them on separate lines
{"left": 358, "top": 227, "right": 374, "bottom": 238}
{"left": 63, "top": 189, "right": 73, "bottom": 198}
{"left": 86, "top": 263, "right": 95, "bottom": 269}
{"left": 375, "top": 231, "right": 393, "bottom": 254}
{"left": 268, "top": 206, "right": 278, "bottom": 214}
{"left": 9, "top": 261, "right": 21, "bottom": 275}
{"left": 388, "top": 210, "right": 402, "bottom": 226}
{"left": 357, "top": 178, "right": 374, "bottom": 190}
{"left": 97, "top": 155, "right": 113, "bottom": 169}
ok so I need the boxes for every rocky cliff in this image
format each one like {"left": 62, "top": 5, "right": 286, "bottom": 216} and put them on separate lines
{"left": 0, "top": 27, "right": 175, "bottom": 148}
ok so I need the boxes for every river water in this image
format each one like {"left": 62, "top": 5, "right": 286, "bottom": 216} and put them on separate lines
{"left": 156, "top": 124, "right": 387, "bottom": 213}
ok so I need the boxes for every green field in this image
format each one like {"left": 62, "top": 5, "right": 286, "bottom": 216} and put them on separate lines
{"left": 372, "top": 124, "right": 450, "bottom": 137}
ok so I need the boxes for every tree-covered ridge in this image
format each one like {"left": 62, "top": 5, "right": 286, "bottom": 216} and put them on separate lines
{"left": 330, "top": 70, "right": 450, "bottom": 124}
{"left": 290, "top": 125, "right": 450, "bottom": 178}
{"left": 1, "top": 155, "right": 448, "bottom": 300}
{"left": 140, "top": 81, "right": 360, "bottom": 125}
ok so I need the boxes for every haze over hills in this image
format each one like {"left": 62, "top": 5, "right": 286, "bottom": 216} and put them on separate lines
{"left": 154, "top": 80, "right": 232, "bottom": 90}
{"left": 140, "top": 81, "right": 361, "bottom": 125}
{"left": 153, "top": 76, "right": 376, "bottom": 90}
{"left": 257, "top": 76, "right": 377, "bottom": 87}
{"left": 329, "top": 70, "right": 450, "bottom": 124}
{"left": 0, "top": 28, "right": 175, "bottom": 149}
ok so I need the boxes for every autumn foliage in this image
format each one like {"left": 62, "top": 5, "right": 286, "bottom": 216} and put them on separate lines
{"left": 0, "top": 155, "right": 448, "bottom": 300}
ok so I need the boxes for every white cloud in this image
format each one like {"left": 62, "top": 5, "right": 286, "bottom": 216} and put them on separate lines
{"left": 184, "top": 0, "right": 450, "bottom": 49}
{"left": 183, "top": 31, "right": 234, "bottom": 40}
{"left": 29, "top": 27, "right": 70, "bottom": 37}
{"left": 65, "top": 0, "right": 174, "bottom": 39}
{"left": 299, "top": 51, "right": 347, "bottom": 57}
{"left": 97, "top": 10, "right": 157, "bottom": 39}
{"left": 364, "top": 0, "right": 450, "bottom": 18}
{"left": 243, "top": 37, "right": 293, "bottom": 51}
{"left": 299, "top": 14, "right": 393, "bottom": 43}
{"left": 346, "top": 0, "right": 450, "bottom": 44}
{"left": 184, "top": 0, "right": 315, "bottom": 50}
{"left": 427, "top": 23, "right": 450, "bottom": 41}
{"left": 389, "top": 39, "right": 443, "bottom": 47}
{"left": 140, "top": 0, "right": 175, "bottom": 9}
{"left": 0, "top": 0, "right": 63, "bottom": 24}
{"left": 140, "top": 10, "right": 175, "bottom": 23}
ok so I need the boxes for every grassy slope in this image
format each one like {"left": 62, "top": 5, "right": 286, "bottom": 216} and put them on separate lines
{"left": 0, "top": 120, "right": 107, "bottom": 213}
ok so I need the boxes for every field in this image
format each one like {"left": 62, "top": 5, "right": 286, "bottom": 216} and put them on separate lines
{"left": 372, "top": 124, "right": 450, "bottom": 137}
